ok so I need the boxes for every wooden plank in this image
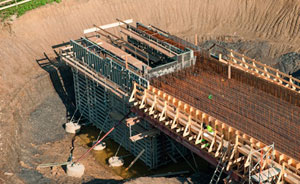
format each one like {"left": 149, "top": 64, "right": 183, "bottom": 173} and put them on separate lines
{"left": 0, "top": 0, "right": 14, "bottom": 6}
{"left": 88, "top": 37, "right": 151, "bottom": 71}
{"left": 0, "top": 0, "right": 31, "bottom": 11}
{"left": 93, "top": 25, "right": 150, "bottom": 61}
{"left": 37, "top": 161, "right": 71, "bottom": 168}
{"left": 126, "top": 117, "right": 140, "bottom": 126}
{"left": 84, "top": 19, "right": 133, "bottom": 34}
{"left": 121, "top": 28, "right": 175, "bottom": 58}
{"left": 251, "top": 167, "right": 280, "bottom": 182}
{"left": 129, "top": 129, "right": 160, "bottom": 142}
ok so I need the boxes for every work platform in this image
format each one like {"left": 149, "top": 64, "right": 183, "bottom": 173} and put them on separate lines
{"left": 88, "top": 37, "right": 152, "bottom": 71}
{"left": 59, "top": 20, "right": 300, "bottom": 183}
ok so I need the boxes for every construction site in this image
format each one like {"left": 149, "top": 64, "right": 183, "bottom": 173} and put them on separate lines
{"left": 54, "top": 18, "right": 300, "bottom": 183}
{"left": 1, "top": 0, "right": 300, "bottom": 184}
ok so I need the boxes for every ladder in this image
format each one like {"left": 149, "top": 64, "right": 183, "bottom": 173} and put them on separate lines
{"left": 209, "top": 146, "right": 232, "bottom": 184}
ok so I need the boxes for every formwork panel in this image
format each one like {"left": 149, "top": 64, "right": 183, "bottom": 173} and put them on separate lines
{"left": 72, "top": 70, "right": 188, "bottom": 168}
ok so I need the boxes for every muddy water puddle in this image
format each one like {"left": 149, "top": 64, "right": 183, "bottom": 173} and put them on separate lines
{"left": 78, "top": 125, "right": 211, "bottom": 179}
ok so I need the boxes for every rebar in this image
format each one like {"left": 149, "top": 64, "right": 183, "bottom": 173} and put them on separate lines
{"left": 152, "top": 56, "right": 300, "bottom": 159}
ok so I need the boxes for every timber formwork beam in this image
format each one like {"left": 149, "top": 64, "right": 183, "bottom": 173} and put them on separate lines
{"left": 129, "top": 83, "right": 300, "bottom": 183}
{"left": 217, "top": 48, "right": 300, "bottom": 94}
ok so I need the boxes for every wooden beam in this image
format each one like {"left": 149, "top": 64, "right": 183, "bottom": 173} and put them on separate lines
{"left": 0, "top": 0, "right": 14, "bottom": 6}
{"left": 0, "top": 0, "right": 31, "bottom": 11}
{"left": 129, "top": 129, "right": 160, "bottom": 142}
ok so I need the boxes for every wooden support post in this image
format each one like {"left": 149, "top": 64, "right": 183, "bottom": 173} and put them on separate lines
{"left": 149, "top": 95, "right": 157, "bottom": 115}
{"left": 195, "top": 34, "right": 198, "bottom": 46}
{"left": 276, "top": 163, "right": 285, "bottom": 184}
{"left": 252, "top": 62, "right": 259, "bottom": 73}
{"left": 215, "top": 135, "right": 224, "bottom": 157}
{"left": 245, "top": 147, "right": 252, "bottom": 168}
{"left": 171, "top": 108, "right": 179, "bottom": 129}
{"left": 264, "top": 66, "right": 270, "bottom": 78}
{"left": 219, "top": 54, "right": 222, "bottom": 62}
{"left": 227, "top": 135, "right": 239, "bottom": 171}
{"left": 125, "top": 149, "right": 145, "bottom": 171}
{"left": 183, "top": 115, "right": 192, "bottom": 137}
{"left": 195, "top": 122, "right": 204, "bottom": 145}
{"left": 159, "top": 101, "right": 167, "bottom": 121}
{"left": 208, "top": 131, "right": 216, "bottom": 153}
{"left": 276, "top": 71, "right": 283, "bottom": 84}
{"left": 129, "top": 83, "right": 137, "bottom": 102}
{"left": 242, "top": 57, "right": 249, "bottom": 68}
{"left": 230, "top": 52, "right": 237, "bottom": 64}
{"left": 290, "top": 77, "right": 296, "bottom": 90}
{"left": 139, "top": 90, "right": 147, "bottom": 109}
{"left": 228, "top": 64, "right": 231, "bottom": 79}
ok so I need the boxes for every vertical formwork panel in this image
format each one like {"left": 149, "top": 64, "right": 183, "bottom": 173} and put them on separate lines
{"left": 70, "top": 39, "right": 189, "bottom": 168}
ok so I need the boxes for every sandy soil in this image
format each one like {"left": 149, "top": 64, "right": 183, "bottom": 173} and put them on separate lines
{"left": 0, "top": 0, "right": 300, "bottom": 183}
{"left": 1, "top": 0, "right": 300, "bottom": 98}
{"left": 36, "top": 135, "right": 123, "bottom": 184}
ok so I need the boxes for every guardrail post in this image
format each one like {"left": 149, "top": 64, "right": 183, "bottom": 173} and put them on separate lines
{"left": 228, "top": 64, "right": 231, "bottom": 79}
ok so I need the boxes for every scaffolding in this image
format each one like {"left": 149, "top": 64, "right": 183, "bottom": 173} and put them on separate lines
{"left": 247, "top": 144, "right": 280, "bottom": 184}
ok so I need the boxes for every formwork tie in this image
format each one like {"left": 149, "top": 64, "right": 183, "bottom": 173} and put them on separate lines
{"left": 73, "top": 111, "right": 132, "bottom": 165}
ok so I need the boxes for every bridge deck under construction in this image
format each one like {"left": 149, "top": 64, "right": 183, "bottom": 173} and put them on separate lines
{"left": 59, "top": 20, "right": 300, "bottom": 183}
{"left": 151, "top": 56, "right": 300, "bottom": 160}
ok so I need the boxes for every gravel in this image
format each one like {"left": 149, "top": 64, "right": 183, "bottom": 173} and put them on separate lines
{"left": 24, "top": 95, "right": 67, "bottom": 145}
{"left": 275, "top": 52, "right": 300, "bottom": 76}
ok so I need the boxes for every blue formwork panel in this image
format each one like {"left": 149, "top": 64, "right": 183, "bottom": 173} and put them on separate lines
{"left": 70, "top": 39, "right": 148, "bottom": 92}
{"left": 70, "top": 39, "right": 189, "bottom": 169}
{"left": 73, "top": 65, "right": 189, "bottom": 169}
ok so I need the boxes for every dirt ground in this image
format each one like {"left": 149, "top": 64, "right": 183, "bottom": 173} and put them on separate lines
{"left": 1, "top": 0, "right": 300, "bottom": 97}
{"left": 0, "top": 0, "right": 300, "bottom": 183}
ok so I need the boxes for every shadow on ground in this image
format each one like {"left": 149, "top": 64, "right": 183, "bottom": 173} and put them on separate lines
{"left": 36, "top": 51, "right": 76, "bottom": 120}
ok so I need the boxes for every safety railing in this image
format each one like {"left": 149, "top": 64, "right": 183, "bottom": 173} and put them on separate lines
{"left": 214, "top": 45, "right": 300, "bottom": 93}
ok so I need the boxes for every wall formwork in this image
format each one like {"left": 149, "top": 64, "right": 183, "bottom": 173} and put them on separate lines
{"left": 70, "top": 38, "right": 189, "bottom": 169}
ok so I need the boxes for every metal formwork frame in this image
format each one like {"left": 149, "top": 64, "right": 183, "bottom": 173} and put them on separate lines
{"left": 70, "top": 39, "right": 149, "bottom": 91}
{"left": 60, "top": 38, "right": 189, "bottom": 169}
